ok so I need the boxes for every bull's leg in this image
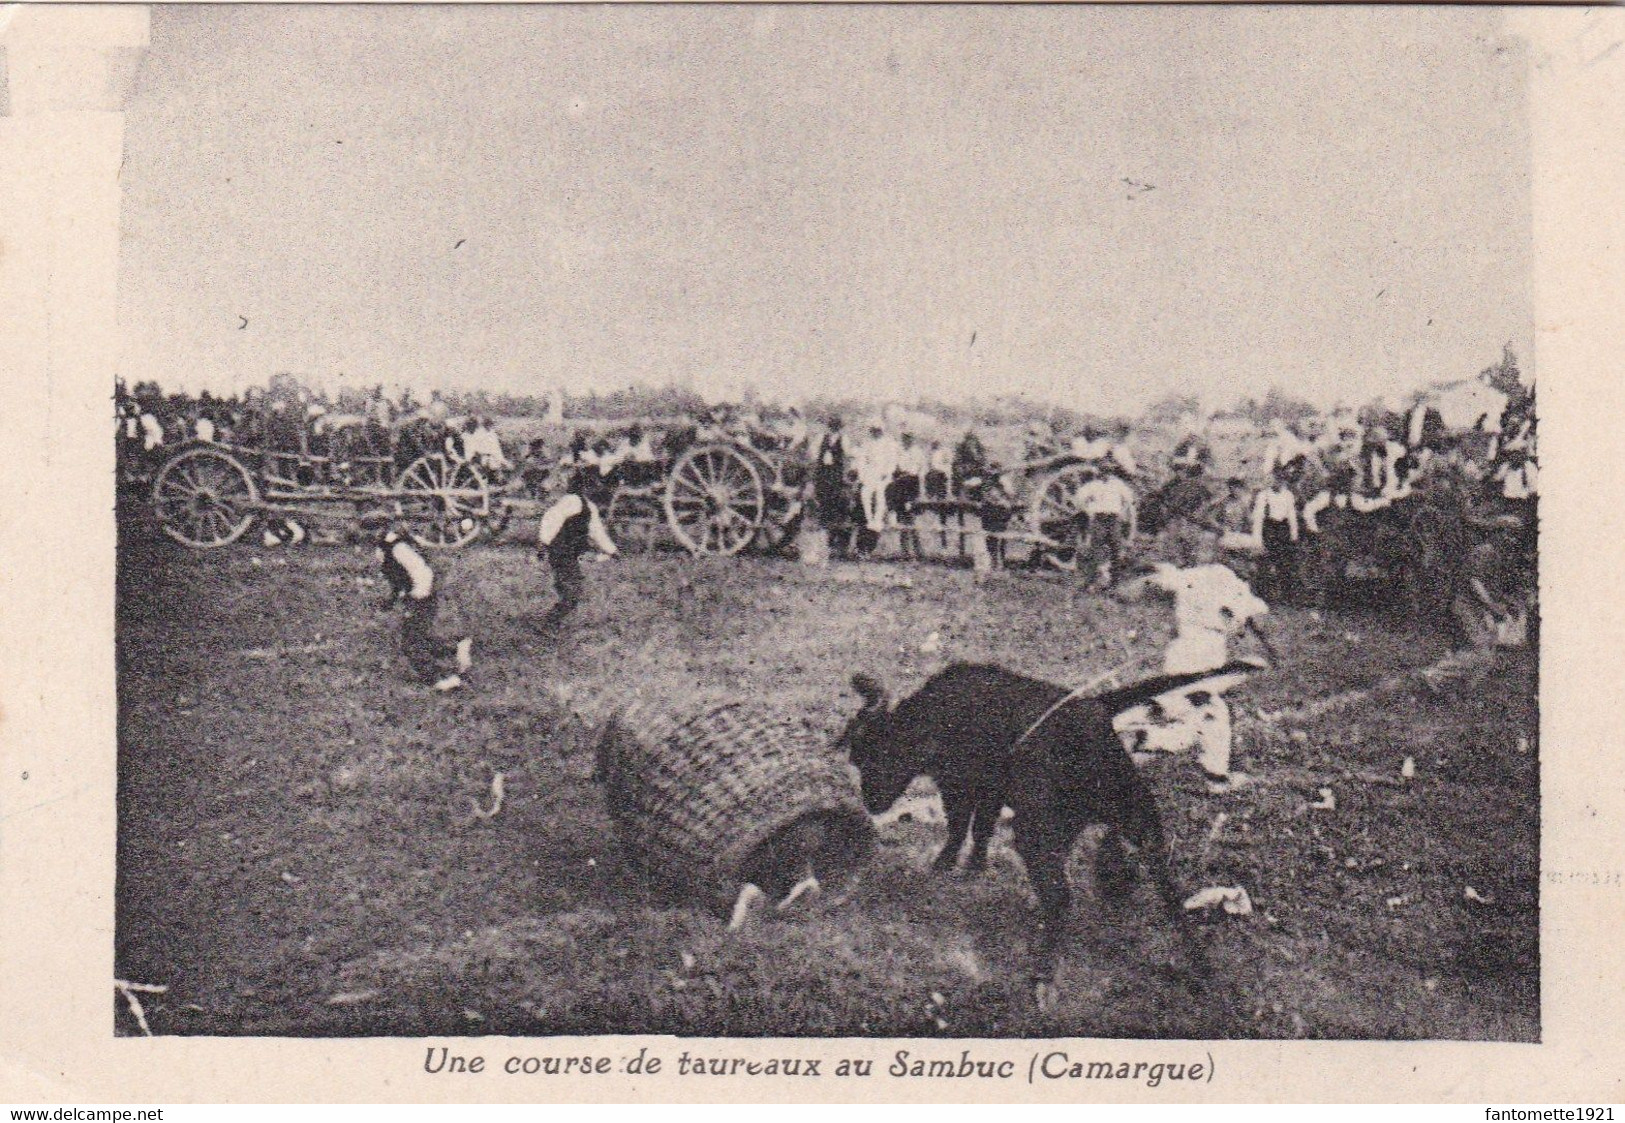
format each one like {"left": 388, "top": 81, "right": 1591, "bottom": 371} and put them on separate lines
{"left": 1094, "top": 827, "right": 1136, "bottom": 905}
{"left": 1022, "top": 847, "right": 1074, "bottom": 1010}
{"left": 965, "top": 793, "right": 1003, "bottom": 872}
{"left": 1140, "top": 833, "right": 1210, "bottom": 987}
{"left": 934, "top": 795, "right": 973, "bottom": 872}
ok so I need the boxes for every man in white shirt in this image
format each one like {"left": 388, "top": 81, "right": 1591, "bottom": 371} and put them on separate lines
{"left": 537, "top": 477, "right": 619, "bottom": 629}
{"left": 853, "top": 425, "right": 899, "bottom": 545}
{"left": 1072, "top": 467, "right": 1135, "bottom": 588}
{"left": 887, "top": 432, "right": 928, "bottom": 559}
{"left": 362, "top": 510, "right": 473, "bottom": 691}
{"left": 1115, "top": 562, "right": 1270, "bottom": 791}
{"left": 1250, "top": 467, "right": 1302, "bottom": 603}
{"left": 1262, "top": 420, "right": 1313, "bottom": 478}
{"left": 461, "top": 417, "right": 512, "bottom": 473}
{"left": 139, "top": 410, "right": 166, "bottom": 453}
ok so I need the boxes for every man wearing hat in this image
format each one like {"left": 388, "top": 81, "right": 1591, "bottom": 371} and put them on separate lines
{"left": 361, "top": 509, "right": 472, "bottom": 692}
{"left": 812, "top": 416, "right": 851, "bottom": 559}
{"left": 1069, "top": 461, "right": 1136, "bottom": 589}
{"left": 536, "top": 470, "right": 619, "bottom": 630}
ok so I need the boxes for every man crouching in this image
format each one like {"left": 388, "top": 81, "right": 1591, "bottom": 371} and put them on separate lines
{"left": 537, "top": 472, "right": 619, "bottom": 630}
{"left": 361, "top": 509, "right": 473, "bottom": 692}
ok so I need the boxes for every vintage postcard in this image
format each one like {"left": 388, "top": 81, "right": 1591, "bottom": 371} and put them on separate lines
{"left": 1, "top": 1, "right": 1621, "bottom": 1104}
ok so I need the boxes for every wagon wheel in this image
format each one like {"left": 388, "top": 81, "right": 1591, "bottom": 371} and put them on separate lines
{"left": 150, "top": 444, "right": 260, "bottom": 549}
{"left": 663, "top": 443, "right": 765, "bottom": 556}
{"left": 1026, "top": 464, "right": 1089, "bottom": 545}
{"left": 608, "top": 484, "right": 664, "bottom": 553}
{"left": 753, "top": 454, "right": 807, "bottom": 554}
{"left": 1076, "top": 492, "right": 1138, "bottom": 554}
{"left": 394, "top": 454, "right": 490, "bottom": 550}
{"left": 1027, "top": 464, "right": 1137, "bottom": 554}
{"left": 754, "top": 491, "right": 806, "bottom": 555}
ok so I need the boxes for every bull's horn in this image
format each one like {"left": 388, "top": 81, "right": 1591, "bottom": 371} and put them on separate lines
{"left": 851, "top": 673, "right": 888, "bottom": 709}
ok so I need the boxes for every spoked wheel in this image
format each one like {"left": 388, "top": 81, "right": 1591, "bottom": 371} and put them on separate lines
{"left": 1074, "top": 497, "right": 1139, "bottom": 557}
{"left": 607, "top": 484, "right": 664, "bottom": 553}
{"left": 663, "top": 442, "right": 765, "bottom": 556}
{"left": 395, "top": 454, "right": 490, "bottom": 549}
{"left": 1032, "top": 467, "right": 1138, "bottom": 544}
{"left": 150, "top": 444, "right": 259, "bottom": 548}
{"left": 754, "top": 500, "right": 805, "bottom": 555}
{"left": 1026, "top": 464, "right": 1092, "bottom": 547}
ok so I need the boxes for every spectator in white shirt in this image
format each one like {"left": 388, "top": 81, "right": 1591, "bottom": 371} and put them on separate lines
{"left": 853, "top": 425, "right": 899, "bottom": 546}
{"left": 461, "top": 417, "right": 512, "bottom": 473}
{"left": 1072, "top": 466, "right": 1135, "bottom": 588}
{"left": 1250, "top": 465, "right": 1301, "bottom": 603}
{"left": 140, "top": 411, "right": 166, "bottom": 452}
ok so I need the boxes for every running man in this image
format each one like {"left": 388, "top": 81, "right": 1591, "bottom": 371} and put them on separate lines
{"left": 362, "top": 510, "right": 473, "bottom": 692}
{"left": 537, "top": 473, "right": 619, "bottom": 630}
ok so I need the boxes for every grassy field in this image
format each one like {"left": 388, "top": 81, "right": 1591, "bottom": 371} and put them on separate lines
{"left": 115, "top": 519, "right": 1538, "bottom": 1040}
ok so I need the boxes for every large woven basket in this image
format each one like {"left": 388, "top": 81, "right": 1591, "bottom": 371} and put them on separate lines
{"left": 595, "top": 701, "right": 874, "bottom": 911}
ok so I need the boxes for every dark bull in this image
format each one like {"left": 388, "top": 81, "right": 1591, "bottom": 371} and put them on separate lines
{"left": 833, "top": 659, "right": 1260, "bottom": 1005}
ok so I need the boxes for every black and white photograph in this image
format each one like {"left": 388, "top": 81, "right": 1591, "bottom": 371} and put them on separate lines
{"left": 98, "top": 4, "right": 1544, "bottom": 1044}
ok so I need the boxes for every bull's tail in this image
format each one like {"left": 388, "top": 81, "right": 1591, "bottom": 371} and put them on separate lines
{"left": 1092, "top": 659, "right": 1263, "bottom": 715}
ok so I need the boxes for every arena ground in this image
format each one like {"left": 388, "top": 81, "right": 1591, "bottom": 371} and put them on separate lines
{"left": 115, "top": 523, "right": 1538, "bottom": 1039}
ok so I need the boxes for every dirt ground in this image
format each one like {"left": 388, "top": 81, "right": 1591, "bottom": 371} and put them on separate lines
{"left": 115, "top": 519, "right": 1538, "bottom": 1040}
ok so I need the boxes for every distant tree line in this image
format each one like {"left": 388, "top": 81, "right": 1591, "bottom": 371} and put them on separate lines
{"left": 125, "top": 345, "right": 1527, "bottom": 431}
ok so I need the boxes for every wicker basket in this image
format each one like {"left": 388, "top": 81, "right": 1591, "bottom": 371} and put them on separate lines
{"left": 595, "top": 701, "right": 874, "bottom": 911}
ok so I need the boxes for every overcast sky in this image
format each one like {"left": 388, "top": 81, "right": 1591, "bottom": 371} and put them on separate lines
{"left": 116, "top": 5, "right": 1532, "bottom": 413}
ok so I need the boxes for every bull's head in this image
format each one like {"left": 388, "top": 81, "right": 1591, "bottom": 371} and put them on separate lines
{"left": 834, "top": 673, "right": 918, "bottom": 815}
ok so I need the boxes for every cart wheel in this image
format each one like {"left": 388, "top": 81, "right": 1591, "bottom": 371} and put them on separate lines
{"left": 749, "top": 483, "right": 805, "bottom": 555}
{"left": 1026, "top": 464, "right": 1092, "bottom": 544}
{"left": 395, "top": 454, "right": 490, "bottom": 549}
{"left": 663, "top": 443, "right": 765, "bottom": 556}
{"left": 150, "top": 444, "right": 259, "bottom": 549}
{"left": 608, "top": 485, "right": 663, "bottom": 553}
